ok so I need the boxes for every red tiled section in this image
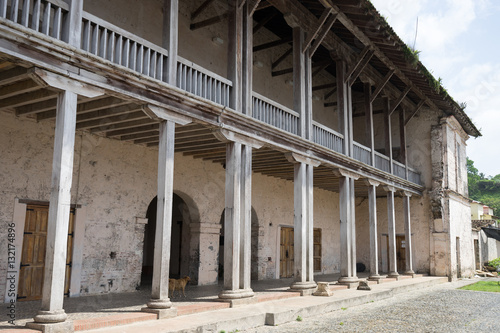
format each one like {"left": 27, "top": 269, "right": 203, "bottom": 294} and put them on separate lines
{"left": 1, "top": 329, "right": 38, "bottom": 333}
{"left": 330, "top": 285, "right": 348, "bottom": 291}
{"left": 74, "top": 312, "right": 157, "bottom": 331}
{"left": 379, "top": 278, "right": 398, "bottom": 283}
{"left": 398, "top": 275, "right": 413, "bottom": 280}
{"left": 257, "top": 292, "right": 301, "bottom": 303}
{"left": 177, "top": 302, "right": 230, "bottom": 316}
{"left": 366, "top": 280, "right": 378, "bottom": 285}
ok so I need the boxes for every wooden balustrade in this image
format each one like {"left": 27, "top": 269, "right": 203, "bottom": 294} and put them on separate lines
{"left": 252, "top": 92, "right": 299, "bottom": 135}
{"left": 353, "top": 141, "right": 371, "bottom": 165}
{"left": 374, "top": 151, "right": 391, "bottom": 173}
{"left": 393, "top": 160, "right": 406, "bottom": 179}
{"left": 312, "top": 121, "right": 344, "bottom": 154}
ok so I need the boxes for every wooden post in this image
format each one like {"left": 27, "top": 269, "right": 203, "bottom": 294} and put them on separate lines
{"left": 383, "top": 97, "right": 393, "bottom": 173}
{"left": 240, "top": 145, "right": 252, "bottom": 291}
{"left": 163, "top": 0, "right": 178, "bottom": 85}
{"left": 364, "top": 82, "right": 375, "bottom": 166}
{"left": 336, "top": 59, "right": 350, "bottom": 156}
{"left": 63, "top": 0, "right": 83, "bottom": 47}
{"left": 306, "top": 164, "right": 314, "bottom": 281}
{"left": 403, "top": 192, "right": 414, "bottom": 275}
{"left": 365, "top": 180, "right": 382, "bottom": 281}
{"left": 228, "top": 0, "right": 242, "bottom": 112}
{"left": 33, "top": 90, "right": 77, "bottom": 326}
{"left": 384, "top": 186, "right": 399, "bottom": 278}
{"left": 242, "top": 2, "right": 253, "bottom": 116}
{"left": 292, "top": 27, "right": 306, "bottom": 138}
{"left": 399, "top": 107, "right": 408, "bottom": 179}
{"left": 146, "top": 120, "right": 175, "bottom": 314}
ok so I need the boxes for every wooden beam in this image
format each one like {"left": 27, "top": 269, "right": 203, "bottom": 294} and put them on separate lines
{"left": 309, "top": 14, "right": 338, "bottom": 57}
{"left": 389, "top": 86, "right": 411, "bottom": 116}
{"left": 312, "top": 63, "right": 329, "bottom": 77}
{"left": 346, "top": 46, "right": 371, "bottom": 82}
{"left": 0, "top": 67, "right": 29, "bottom": 85}
{"left": 272, "top": 47, "right": 292, "bottom": 70}
{"left": 76, "top": 111, "right": 145, "bottom": 130}
{"left": 248, "top": 0, "right": 262, "bottom": 16}
{"left": 302, "top": 8, "right": 333, "bottom": 53}
{"left": 324, "top": 87, "right": 337, "bottom": 100}
{"left": 347, "top": 48, "right": 374, "bottom": 86}
{"left": 312, "top": 83, "right": 335, "bottom": 91}
{"left": 190, "top": 12, "right": 228, "bottom": 30}
{"left": 254, "top": 37, "right": 292, "bottom": 52}
{"left": 90, "top": 118, "right": 154, "bottom": 133}
{"left": 35, "top": 96, "right": 130, "bottom": 120}
{"left": 16, "top": 99, "right": 57, "bottom": 116}
{"left": 106, "top": 124, "right": 160, "bottom": 137}
{"left": 370, "top": 69, "right": 394, "bottom": 104}
{"left": 253, "top": 12, "right": 276, "bottom": 33}
{"left": 75, "top": 104, "right": 141, "bottom": 122}
{"left": 0, "top": 80, "right": 40, "bottom": 99}
{"left": 0, "top": 89, "right": 58, "bottom": 109}
{"left": 405, "top": 100, "right": 425, "bottom": 126}
{"left": 191, "top": 0, "right": 216, "bottom": 21}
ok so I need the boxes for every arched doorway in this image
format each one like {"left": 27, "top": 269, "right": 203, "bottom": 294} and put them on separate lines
{"left": 218, "top": 208, "right": 259, "bottom": 280}
{"left": 141, "top": 194, "right": 190, "bottom": 285}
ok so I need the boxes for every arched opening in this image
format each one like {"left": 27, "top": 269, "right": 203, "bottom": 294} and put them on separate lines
{"left": 141, "top": 193, "right": 193, "bottom": 285}
{"left": 218, "top": 208, "right": 259, "bottom": 281}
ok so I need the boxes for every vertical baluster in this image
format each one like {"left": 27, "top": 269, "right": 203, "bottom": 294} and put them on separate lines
{"left": 10, "top": 0, "right": 19, "bottom": 22}
{"left": 122, "top": 38, "right": 130, "bottom": 68}
{"left": 90, "top": 23, "right": 98, "bottom": 55}
{"left": 176, "top": 62, "right": 182, "bottom": 88}
{"left": 98, "top": 28, "right": 107, "bottom": 58}
{"left": 157, "top": 54, "right": 163, "bottom": 81}
{"left": 107, "top": 31, "right": 115, "bottom": 61}
{"left": 201, "top": 73, "right": 206, "bottom": 98}
{"left": 41, "top": 2, "right": 51, "bottom": 35}
{"left": 186, "top": 66, "right": 192, "bottom": 92}
{"left": 136, "top": 44, "right": 143, "bottom": 73}
{"left": 81, "top": 19, "right": 90, "bottom": 51}
{"left": 0, "top": 0, "right": 7, "bottom": 19}
{"left": 217, "top": 81, "right": 222, "bottom": 104}
{"left": 30, "top": 0, "right": 41, "bottom": 31}
{"left": 52, "top": 7, "right": 61, "bottom": 39}
{"left": 115, "top": 35, "right": 123, "bottom": 65}
{"left": 129, "top": 41, "right": 137, "bottom": 70}
{"left": 150, "top": 51, "right": 157, "bottom": 79}
{"left": 21, "top": 0, "right": 30, "bottom": 27}
{"left": 143, "top": 47, "right": 150, "bottom": 76}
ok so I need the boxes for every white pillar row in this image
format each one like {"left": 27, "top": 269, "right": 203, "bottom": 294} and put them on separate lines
{"left": 286, "top": 153, "right": 319, "bottom": 292}
{"left": 384, "top": 186, "right": 399, "bottom": 278}
{"left": 402, "top": 191, "right": 415, "bottom": 275}
{"left": 364, "top": 179, "right": 383, "bottom": 281}
{"left": 30, "top": 90, "right": 77, "bottom": 329}
{"left": 335, "top": 169, "right": 359, "bottom": 286}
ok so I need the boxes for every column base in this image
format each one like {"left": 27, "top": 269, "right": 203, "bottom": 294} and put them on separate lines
{"left": 368, "top": 275, "right": 385, "bottom": 283}
{"left": 141, "top": 307, "right": 177, "bottom": 319}
{"left": 312, "top": 282, "right": 332, "bottom": 297}
{"left": 146, "top": 298, "right": 172, "bottom": 309}
{"left": 404, "top": 270, "right": 415, "bottom": 276}
{"left": 338, "top": 276, "right": 360, "bottom": 288}
{"left": 26, "top": 320, "right": 74, "bottom": 333}
{"left": 290, "top": 281, "right": 317, "bottom": 295}
{"left": 388, "top": 271, "right": 400, "bottom": 279}
{"left": 218, "top": 288, "right": 255, "bottom": 300}
{"left": 33, "top": 310, "right": 67, "bottom": 323}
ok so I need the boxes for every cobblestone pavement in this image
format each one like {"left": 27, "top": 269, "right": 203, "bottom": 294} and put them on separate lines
{"left": 244, "top": 279, "right": 500, "bottom": 333}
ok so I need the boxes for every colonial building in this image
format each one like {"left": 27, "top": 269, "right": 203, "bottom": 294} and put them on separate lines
{"left": 0, "top": 0, "right": 480, "bottom": 330}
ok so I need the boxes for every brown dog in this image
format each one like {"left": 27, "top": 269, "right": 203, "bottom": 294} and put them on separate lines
{"left": 168, "top": 276, "right": 190, "bottom": 297}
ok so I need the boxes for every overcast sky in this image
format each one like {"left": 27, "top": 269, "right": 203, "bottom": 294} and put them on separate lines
{"left": 370, "top": 0, "right": 500, "bottom": 177}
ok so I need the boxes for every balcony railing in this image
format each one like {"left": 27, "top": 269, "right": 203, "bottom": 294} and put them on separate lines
{"left": 252, "top": 92, "right": 299, "bottom": 135}
{"left": 1, "top": 0, "right": 69, "bottom": 39}
{"left": 312, "top": 121, "right": 344, "bottom": 154}
{"left": 0, "top": 5, "right": 423, "bottom": 186}
{"left": 353, "top": 141, "right": 371, "bottom": 165}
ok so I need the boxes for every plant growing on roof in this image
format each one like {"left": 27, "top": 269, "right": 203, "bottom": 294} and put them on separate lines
{"left": 403, "top": 45, "right": 420, "bottom": 67}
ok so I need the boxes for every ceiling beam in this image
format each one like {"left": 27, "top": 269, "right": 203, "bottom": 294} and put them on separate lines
{"left": 389, "top": 86, "right": 411, "bottom": 116}
{"left": 303, "top": 8, "right": 333, "bottom": 53}
{"left": 254, "top": 37, "right": 292, "bottom": 52}
{"left": 370, "top": 69, "right": 394, "bottom": 103}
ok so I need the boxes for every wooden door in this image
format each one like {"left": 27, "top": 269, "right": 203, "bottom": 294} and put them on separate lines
{"left": 396, "top": 235, "right": 406, "bottom": 272}
{"left": 18, "top": 205, "right": 74, "bottom": 301}
{"left": 280, "top": 227, "right": 294, "bottom": 278}
{"left": 313, "top": 228, "right": 321, "bottom": 272}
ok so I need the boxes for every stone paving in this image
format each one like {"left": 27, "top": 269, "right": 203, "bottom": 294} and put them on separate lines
{"left": 243, "top": 278, "right": 500, "bottom": 333}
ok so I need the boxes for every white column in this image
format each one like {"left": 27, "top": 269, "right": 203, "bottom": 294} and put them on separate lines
{"left": 63, "top": 0, "right": 83, "bottom": 47}
{"left": 34, "top": 90, "right": 77, "bottom": 324}
{"left": 365, "top": 180, "right": 382, "bottom": 280}
{"left": 240, "top": 145, "right": 252, "bottom": 291}
{"left": 403, "top": 191, "right": 414, "bottom": 275}
{"left": 337, "top": 170, "right": 359, "bottom": 285}
{"left": 162, "top": 0, "right": 178, "bottom": 85}
{"left": 147, "top": 120, "right": 175, "bottom": 310}
{"left": 384, "top": 186, "right": 399, "bottom": 278}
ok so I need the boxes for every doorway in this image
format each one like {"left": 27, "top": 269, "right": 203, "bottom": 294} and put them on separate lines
{"left": 18, "top": 204, "right": 74, "bottom": 301}
{"left": 280, "top": 227, "right": 294, "bottom": 278}
{"left": 141, "top": 194, "right": 186, "bottom": 285}
{"left": 396, "top": 235, "right": 406, "bottom": 272}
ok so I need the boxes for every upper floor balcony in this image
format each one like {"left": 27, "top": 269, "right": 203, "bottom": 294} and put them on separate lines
{"left": 3, "top": 0, "right": 479, "bottom": 189}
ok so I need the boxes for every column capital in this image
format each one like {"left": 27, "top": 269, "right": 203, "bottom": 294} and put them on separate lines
{"left": 213, "top": 128, "right": 264, "bottom": 148}
{"left": 285, "top": 152, "right": 320, "bottom": 166}
{"left": 333, "top": 168, "right": 360, "bottom": 180}
{"left": 284, "top": 12, "right": 301, "bottom": 28}
{"left": 363, "top": 178, "right": 380, "bottom": 187}
{"left": 383, "top": 185, "right": 397, "bottom": 193}
{"left": 401, "top": 190, "right": 413, "bottom": 198}
{"left": 143, "top": 104, "right": 192, "bottom": 125}
{"left": 29, "top": 68, "right": 104, "bottom": 98}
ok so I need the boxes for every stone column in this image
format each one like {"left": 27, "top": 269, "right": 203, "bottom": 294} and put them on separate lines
{"left": 286, "top": 154, "right": 319, "bottom": 293}
{"left": 28, "top": 91, "right": 77, "bottom": 332}
{"left": 403, "top": 191, "right": 415, "bottom": 275}
{"left": 335, "top": 170, "right": 359, "bottom": 287}
{"left": 143, "top": 120, "right": 177, "bottom": 319}
{"left": 384, "top": 186, "right": 399, "bottom": 278}
{"left": 365, "top": 179, "right": 383, "bottom": 281}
